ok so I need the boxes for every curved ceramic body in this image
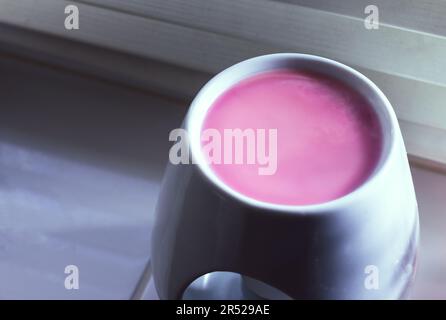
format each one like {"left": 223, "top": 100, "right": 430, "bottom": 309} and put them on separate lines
{"left": 151, "top": 54, "right": 419, "bottom": 300}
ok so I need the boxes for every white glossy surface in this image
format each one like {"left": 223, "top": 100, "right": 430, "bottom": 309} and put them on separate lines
{"left": 143, "top": 165, "right": 446, "bottom": 300}
{"left": 0, "top": 56, "right": 185, "bottom": 299}
{"left": 410, "top": 166, "right": 446, "bottom": 299}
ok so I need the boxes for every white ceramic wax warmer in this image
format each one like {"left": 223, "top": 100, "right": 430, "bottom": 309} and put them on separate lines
{"left": 151, "top": 54, "right": 419, "bottom": 300}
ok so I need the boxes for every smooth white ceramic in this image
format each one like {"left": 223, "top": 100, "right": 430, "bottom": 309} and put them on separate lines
{"left": 151, "top": 53, "right": 419, "bottom": 300}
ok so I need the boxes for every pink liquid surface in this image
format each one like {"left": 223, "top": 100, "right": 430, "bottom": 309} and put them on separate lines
{"left": 201, "top": 70, "right": 382, "bottom": 205}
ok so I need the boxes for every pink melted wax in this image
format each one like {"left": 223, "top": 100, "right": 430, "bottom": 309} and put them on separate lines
{"left": 201, "top": 70, "right": 382, "bottom": 205}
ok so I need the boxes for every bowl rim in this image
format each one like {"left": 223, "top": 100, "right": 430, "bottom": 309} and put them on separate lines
{"left": 185, "top": 53, "right": 399, "bottom": 215}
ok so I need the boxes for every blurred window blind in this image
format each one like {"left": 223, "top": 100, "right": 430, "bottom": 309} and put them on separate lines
{"left": 0, "top": 0, "right": 445, "bottom": 165}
